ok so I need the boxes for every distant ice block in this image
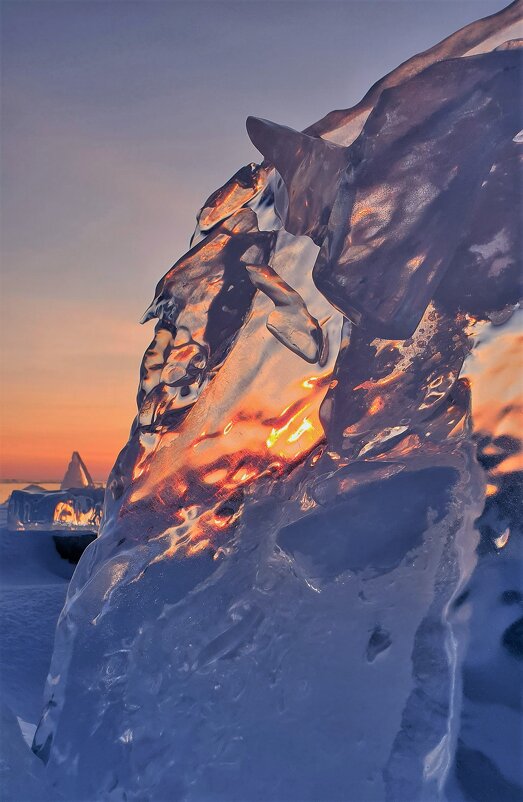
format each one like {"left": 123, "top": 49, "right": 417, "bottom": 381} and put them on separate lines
{"left": 32, "top": 4, "right": 522, "bottom": 802}
{"left": 7, "top": 453, "right": 102, "bottom": 533}
{"left": 7, "top": 487, "right": 103, "bottom": 533}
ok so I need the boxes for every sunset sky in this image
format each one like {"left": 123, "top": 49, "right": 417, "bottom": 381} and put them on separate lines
{"left": 0, "top": 0, "right": 506, "bottom": 480}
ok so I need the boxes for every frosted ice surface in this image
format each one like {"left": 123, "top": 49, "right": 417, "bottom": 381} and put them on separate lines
{"left": 31, "top": 4, "right": 522, "bottom": 801}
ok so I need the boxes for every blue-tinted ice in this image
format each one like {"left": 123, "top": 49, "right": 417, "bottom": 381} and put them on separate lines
{"left": 31, "top": 3, "right": 523, "bottom": 800}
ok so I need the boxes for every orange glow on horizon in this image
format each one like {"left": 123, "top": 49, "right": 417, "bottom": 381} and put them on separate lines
{"left": 0, "top": 301, "right": 153, "bottom": 481}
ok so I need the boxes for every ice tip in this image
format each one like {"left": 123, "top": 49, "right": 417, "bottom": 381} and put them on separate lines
{"left": 246, "top": 116, "right": 268, "bottom": 150}
{"left": 140, "top": 302, "right": 156, "bottom": 325}
{"left": 246, "top": 116, "right": 290, "bottom": 155}
{"left": 246, "top": 115, "right": 266, "bottom": 133}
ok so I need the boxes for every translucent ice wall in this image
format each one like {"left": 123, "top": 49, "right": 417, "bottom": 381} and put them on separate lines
{"left": 33, "top": 3, "right": 523, "bottom": 800}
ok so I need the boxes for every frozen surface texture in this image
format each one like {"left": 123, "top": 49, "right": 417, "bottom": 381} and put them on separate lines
{"left": 0, "top": 525, "right": 72, "bottom": 802}
{"left": 32, "top": 3, "right": 522, "bottom": 800}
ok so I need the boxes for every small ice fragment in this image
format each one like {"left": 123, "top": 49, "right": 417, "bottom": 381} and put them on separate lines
{"left": 493, "top": 527, "right": 510, "bottom": 549}
{"left": 245, "top": 262, "right": 323, "bottom": 363}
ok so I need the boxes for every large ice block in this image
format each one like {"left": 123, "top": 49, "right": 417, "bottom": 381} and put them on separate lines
{"left": 31, "top": 4, "right": 523, "bottom": 801}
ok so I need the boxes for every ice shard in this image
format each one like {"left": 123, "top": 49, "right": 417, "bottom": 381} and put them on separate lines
{"left": 60, "top": 452, "right": 95, "bottom": 491}
{"left": 32, "top": 3, "right": 522, "bottom": 801}
{"left": 244, "top": 262, "right": 324, "bottom": 363}
{"left": 246, "top": 116, "right": 349, "bottom": 244}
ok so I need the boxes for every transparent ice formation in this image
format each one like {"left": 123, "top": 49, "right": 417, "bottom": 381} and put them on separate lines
{"left": 7, "top": 488, "right": 103, "bottom": 533}
{"left": 32, "top": 3, "right": 522, "bottom": 800}
{"left": 7, "top": 454, "right": 102, "bottom": 533}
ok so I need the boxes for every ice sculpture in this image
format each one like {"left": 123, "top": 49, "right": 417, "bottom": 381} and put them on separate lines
{"left": 32, "top": 3, "right": 522, "bottom": 800}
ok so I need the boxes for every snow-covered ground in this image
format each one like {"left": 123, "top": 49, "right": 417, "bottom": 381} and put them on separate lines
{"left": 0, "top": 513, "right": 73, "bottom": 800}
